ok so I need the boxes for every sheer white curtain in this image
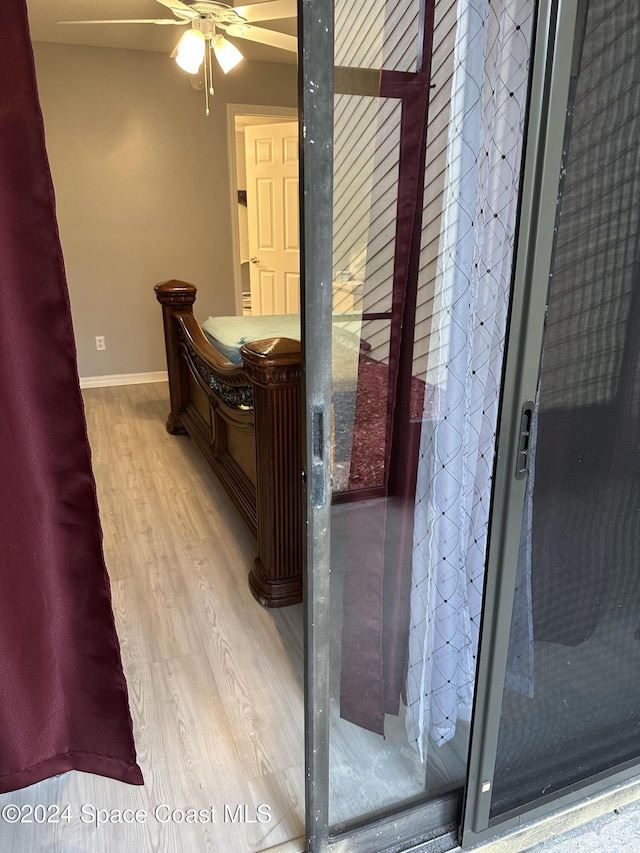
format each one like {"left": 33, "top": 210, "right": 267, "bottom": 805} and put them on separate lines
{"left": 405, "top": 0, "right": 533, "bottom": 759}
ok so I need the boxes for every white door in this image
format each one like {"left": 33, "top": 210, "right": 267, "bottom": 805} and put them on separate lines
{"left": 244, "top": 122, "right": 300, "bottom": 315}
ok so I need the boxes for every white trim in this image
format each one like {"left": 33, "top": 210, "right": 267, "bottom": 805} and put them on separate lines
{"left": 79, "top": 371, "right": 168, "bottom": 389}
{"left": 226, "top": 104, "right": 298, "bottom": 316}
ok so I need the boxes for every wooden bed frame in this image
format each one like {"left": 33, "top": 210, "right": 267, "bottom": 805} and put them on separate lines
{"left": 155, "top": 280, "right": 303, "bottom": 608}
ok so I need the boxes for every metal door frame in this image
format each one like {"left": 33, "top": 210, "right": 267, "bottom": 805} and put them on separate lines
{"left": 298, "top": 0, "right": 334, "bottom": 849}
{"left": 460, "top": 0, "right": 640, "bottom": 844}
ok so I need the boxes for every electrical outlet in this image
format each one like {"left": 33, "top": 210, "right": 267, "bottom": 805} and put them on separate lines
{"left": 95, "top": 336, "right": 106, "bottom": 351}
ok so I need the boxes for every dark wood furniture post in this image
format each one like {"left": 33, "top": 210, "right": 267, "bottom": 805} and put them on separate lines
{"left": 242, "top": 338, "right": 304, "bottom": 607}
{"left": 154, "top": 280, "right": 197, "bottom": 435}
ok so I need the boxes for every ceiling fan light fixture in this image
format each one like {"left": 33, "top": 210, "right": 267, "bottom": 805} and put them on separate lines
{"left": 212, "top": 34, "right": 244, "bottom": 74}
{"left": 175, "top": 29, "right": 206, "bottom": 74}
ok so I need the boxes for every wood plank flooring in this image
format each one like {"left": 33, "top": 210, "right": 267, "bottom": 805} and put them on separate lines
{"left": 0, "top": 382, "right": 305, "bottom": 853}
{"left": 0, "top": 381, "right": 466, "bottom": 852}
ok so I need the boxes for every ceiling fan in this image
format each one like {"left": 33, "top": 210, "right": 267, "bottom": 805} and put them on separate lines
{"left": 57, "top": 0, "right": 297, "bottom": 114}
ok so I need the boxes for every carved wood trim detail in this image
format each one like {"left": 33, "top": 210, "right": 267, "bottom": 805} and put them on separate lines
{"left": 182, "top": 337, "right": 254, "bottom": 411}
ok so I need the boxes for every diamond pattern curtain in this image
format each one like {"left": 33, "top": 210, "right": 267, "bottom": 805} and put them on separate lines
{"left": 405, "top": 0, "right": 533, "bottom": 758}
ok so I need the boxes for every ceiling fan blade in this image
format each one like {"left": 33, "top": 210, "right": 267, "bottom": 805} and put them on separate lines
{"left": 234, "top": 0, "right": 296, "bottom": 23}
{"left": 56, "top": 19, "right": 190, "bottom": 25}
{"left": 153, "top": 0, "right": 199, "bottom": 18}
{"left": 226, "top": 24, "right": 297, "bottom": 52}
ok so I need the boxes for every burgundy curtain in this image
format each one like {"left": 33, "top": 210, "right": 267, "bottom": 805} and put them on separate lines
{"left": 0, "top": 0, "right": 142, "bottom": 792}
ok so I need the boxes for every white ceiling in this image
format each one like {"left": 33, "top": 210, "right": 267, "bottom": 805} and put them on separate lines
{"left": 26, "top": 0, "right": 297, "bottom": 64}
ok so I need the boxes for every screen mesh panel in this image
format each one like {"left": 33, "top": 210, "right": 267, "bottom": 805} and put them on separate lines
{"left": 490, "top": 0, "right": 640, "bottom": 819}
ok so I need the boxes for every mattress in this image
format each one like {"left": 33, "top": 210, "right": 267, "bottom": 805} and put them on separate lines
{"left": 202, "top": 314, "right": 301, "bottom": 363}
{"left": 202, "top": 314, "right": 362, "bottom": 364}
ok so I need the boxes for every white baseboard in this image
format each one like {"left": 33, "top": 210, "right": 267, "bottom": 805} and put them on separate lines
{"left": 80, "top": 371, "right": 168, "bottom": 389}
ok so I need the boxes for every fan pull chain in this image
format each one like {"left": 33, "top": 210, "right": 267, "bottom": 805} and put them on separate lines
{"left": 203, "top": 42, "right": 215, "bottom": 116}
{"left": 204, "top": 46, "right": 210, "bottom": 116}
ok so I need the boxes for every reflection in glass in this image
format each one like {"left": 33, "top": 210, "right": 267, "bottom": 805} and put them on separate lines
{"left": 327, "top": 0, "right": 534, "bottom": 828}
{"left": 330, "top": 95, "right": 400, "bottom": 495}
{"left": 334, "top": 0, "right": 421, "bottom": 72}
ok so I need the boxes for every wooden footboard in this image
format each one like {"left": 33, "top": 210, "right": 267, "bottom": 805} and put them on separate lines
{"left": 155, "top": 280, "right": 303, "bottom": 607}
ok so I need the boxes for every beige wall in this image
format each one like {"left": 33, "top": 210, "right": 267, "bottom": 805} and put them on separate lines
{"left": 32, "top": 42, "right": 297, "bottom": 378}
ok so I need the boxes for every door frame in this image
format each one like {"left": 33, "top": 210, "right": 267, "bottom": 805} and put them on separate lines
{"left": 226, "top": 103, "right": 298, "bottom": 315}
{"left": 461, "top": 0, "right": 640, "bottom": 844}
{"left": 459, "top": 0, "right": 587, "bottom": 839}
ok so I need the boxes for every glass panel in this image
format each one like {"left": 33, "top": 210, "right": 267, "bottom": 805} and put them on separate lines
{"left": 334, "top": 0, "right": 421, "bottom": 73}
{"left": 333, "top": 320, "right": 390, "bottom": 493}
{"left": 490, "top": 0, "right": 640, "bottom": 820}
{"left": 333, "top": 95, "right": 400, "bottom": 317}
{"left": 328, "top": 0, "right": 534, "bottom": 830}
{"left": 331, "top": 92, "right": 400, "bottom": 496}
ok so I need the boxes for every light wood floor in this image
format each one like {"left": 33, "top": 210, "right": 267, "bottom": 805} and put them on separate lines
{"left": 0, "top": 382, "right": 305, "bottom": 853}
{"left": 0, "top": 382, "right": 468, "bottom": 852}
